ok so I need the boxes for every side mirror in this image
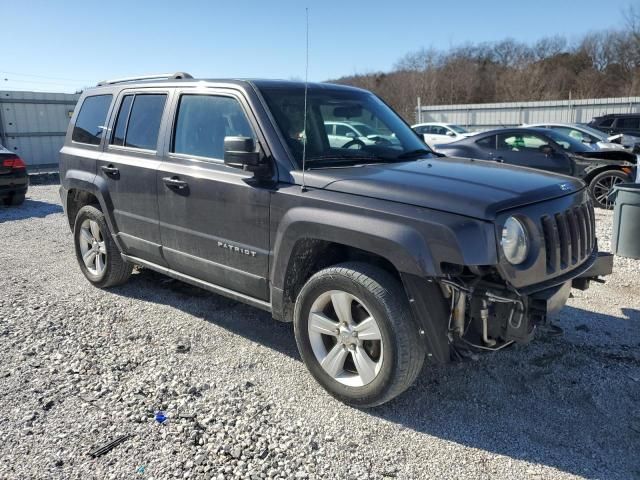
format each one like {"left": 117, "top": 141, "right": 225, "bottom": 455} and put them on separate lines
{"left": 345, "top": 131, "right": 356, "bottom": 138}
{"left": 446, "top": 131, "right": 456, "bottom": 137}
{"left": 224, "top": 136, "right": 264, "bottom": 173}
{"left": 582, "top": 137, "right": 593, "bottom": 144}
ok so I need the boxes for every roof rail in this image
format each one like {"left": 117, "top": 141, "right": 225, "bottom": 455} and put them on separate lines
{"left": 96, "top": 72, "right": 193, "bottom": 86}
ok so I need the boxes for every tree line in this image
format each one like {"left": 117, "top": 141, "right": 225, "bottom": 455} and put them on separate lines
{"left": 331, "top": 7, "right": 640, "bottom": 121}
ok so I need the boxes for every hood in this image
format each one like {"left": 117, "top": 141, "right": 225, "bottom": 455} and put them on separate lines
{"left": 300, "top": 157, "right": 584, "bottom": 220}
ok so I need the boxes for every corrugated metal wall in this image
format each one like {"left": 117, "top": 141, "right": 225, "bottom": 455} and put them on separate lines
{"left": 416, "top": 97, "right": 640, "bottom": 130}
{"left": 0, "top": 90, "right": 80, "bottom": 171}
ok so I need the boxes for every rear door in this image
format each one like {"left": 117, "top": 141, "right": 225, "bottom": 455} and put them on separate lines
{"left": 156, "top": 89, "right": 271, "bottom": 300}
{"left": 496, "top": 132, "right": 572, "bottom": 175}
{"left": 97, "top": 90, "right": 170, "bottom": 266}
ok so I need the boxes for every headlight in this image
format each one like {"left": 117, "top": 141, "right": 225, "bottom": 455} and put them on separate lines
{"left": 501, "top": 216, "right": 529, "bottom": 265}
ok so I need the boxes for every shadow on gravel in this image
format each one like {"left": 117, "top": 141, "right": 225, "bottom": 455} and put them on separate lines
{"left": 369, "top": 305, "right": 640, "bottom": 480}
{"left": 0, "top": 199, "right": 63, "bottom": 223}
{"left": 109, "top": 269, "right": 640, "bottom": 479}
{"left": 111, "top": 268, "right": 300, "bottom": 359}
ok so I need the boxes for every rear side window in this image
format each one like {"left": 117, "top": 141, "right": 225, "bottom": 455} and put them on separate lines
{"left": 172, "top": 95, "right": 255, "bottom": 160}
{"left": 617, "top": 117, "right": 640, "bottom": 129}
{"left": 110, "top": 94, "right": 167, "bottom": 150}
{"left": 72, "top": 95, "right": 112, "bottom": 145}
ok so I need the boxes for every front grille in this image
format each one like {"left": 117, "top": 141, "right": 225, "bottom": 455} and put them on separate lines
{"left": 541, "top": 200, "right": 595, "bottom": 274}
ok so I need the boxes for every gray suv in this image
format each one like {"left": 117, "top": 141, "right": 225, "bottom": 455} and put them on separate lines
{"left": 59, "top": 73, "right": 612, "bottom": 406}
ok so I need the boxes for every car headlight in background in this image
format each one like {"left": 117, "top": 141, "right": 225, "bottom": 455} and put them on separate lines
{"left": 501, "top": 216, "right": 529, "bottom": 265}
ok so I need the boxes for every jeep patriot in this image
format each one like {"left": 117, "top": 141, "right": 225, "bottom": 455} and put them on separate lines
{"left": 59, "top": 73, "right": 613, "bottom": 406}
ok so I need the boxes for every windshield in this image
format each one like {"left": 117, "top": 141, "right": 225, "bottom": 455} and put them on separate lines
{"left": 544, "top": 129, "right": 595, "bottom": 153}
{"left": 259, "top": 85, "right": 431, "bottom": 168}
{"left": 575, "top": 124, "right": 608, "bottom": 140}
{"left": 352, "top": 124, "right": 378, "bottom": 136}
{"left": 448, "top": 125, "right": 468, "bottom": 134}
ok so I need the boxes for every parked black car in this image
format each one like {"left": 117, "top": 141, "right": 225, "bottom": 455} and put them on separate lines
{"left": 0, "top": 143, "right": 28, "bottom": 206}
{"left": 589, "top": 114, "right": 640, "bottom": 138}
{"left": 434, "top": 127, "right": 636, "bottom": 209}
{"left": 59, "top": 74, "right": 612, "bottom": 406}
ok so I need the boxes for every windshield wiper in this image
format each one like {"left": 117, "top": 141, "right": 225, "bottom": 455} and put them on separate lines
{"left": 304, "top": 155, "right": 394, "bottom": 169}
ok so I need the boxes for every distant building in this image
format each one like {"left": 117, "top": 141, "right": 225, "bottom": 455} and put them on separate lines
{"left": 0, "top": 90, "right": 80, "bottom": 172}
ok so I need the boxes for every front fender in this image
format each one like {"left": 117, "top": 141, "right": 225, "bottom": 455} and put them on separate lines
{"left": 270, "top": 203, "right": 496, "bottom": 290}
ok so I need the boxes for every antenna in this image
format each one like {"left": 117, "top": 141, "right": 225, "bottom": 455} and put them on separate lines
{"left": 301, "top": 7, "right": 309, "bottom": 192}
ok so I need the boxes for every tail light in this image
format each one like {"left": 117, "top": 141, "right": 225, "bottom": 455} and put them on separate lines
{"left": 2, "top": 155, "right": 26, "bottom": 170}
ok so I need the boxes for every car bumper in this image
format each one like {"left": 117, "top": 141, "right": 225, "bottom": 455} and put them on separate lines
{"left": 0, "top": 171, "right": 29, "bottom": 197}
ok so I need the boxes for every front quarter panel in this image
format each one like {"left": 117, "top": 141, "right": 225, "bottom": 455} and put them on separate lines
{"left": 269, "top": 184, "right": 498, "bottom": 290}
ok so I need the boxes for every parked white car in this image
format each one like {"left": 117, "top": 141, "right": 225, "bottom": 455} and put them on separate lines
{"left": 411, "top": 122, "right": 475, "bottom": 148}
{"left": 324, "top": 121, "right": 398, "bottom": 149}
{"left": 523, "top": 123, "right": 630, "bottom": 151}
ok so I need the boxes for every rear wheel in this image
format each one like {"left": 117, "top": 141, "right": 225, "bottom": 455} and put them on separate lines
{"left": 589, "top": 170, "right": 629, "bottom": 209}
{"left": 3, "top": 192, "right": 25, "bottom": 206}
{"left": 294, "top": 262, "right": 425, "bottom": 407}
{"left": 73, "top": 205, "right": 133, "bottom": 288}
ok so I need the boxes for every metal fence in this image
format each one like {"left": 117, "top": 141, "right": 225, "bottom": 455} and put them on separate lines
{"left": 0, "top": 90, "right": 80, "bottom": 172}
{"left": 416, "top": 96, "right": 640, "bottom": 131}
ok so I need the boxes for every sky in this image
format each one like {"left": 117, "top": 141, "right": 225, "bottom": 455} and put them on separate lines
{"left": 1, "top": 0, "right": 636, "bottom": 93}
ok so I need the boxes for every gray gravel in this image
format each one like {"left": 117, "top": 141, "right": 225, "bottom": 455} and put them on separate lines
{"left": 0, "top": 185, "right": 639, "bottom": 480}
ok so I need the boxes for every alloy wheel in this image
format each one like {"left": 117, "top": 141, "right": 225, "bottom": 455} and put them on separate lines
{"left": 78, "top": 219, "right": 107, "bottom": 276}
{"left": 593, "top": 174, "right": 625, "bottom": 208}
{"left": 307, "top": 290, "right": 383, "bottom": 387}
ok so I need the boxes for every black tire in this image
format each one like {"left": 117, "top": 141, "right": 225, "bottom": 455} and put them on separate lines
{"left": 73, "top": 205, "right": 133, "bottom": 288}
{"left": 293, "top": 262, "right": 425, "bottom": 407}
{"left": 3, "top": 193, "right": 25, "bottom": 206}
{"left": 589, "top": 170, "right": 629, "bottom": 209}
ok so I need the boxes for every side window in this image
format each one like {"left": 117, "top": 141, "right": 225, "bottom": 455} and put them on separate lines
{"left": 72, "top": 94, "right": 113, "bottom": 145}
{"left": 335, "top": 124, "right": 350, "bottom": 136}
{"left": 598, "top": 118, "right": 614, "bottom": 128}
{"left": 498, "top": 133, "right": 546, "bottom": 151}
{"left": 617, "top": 117, "right": 640, "bottom": 129}
{"left": 173, "top": 95, "right": 256, "bottom": 160}
{"left": 476, "top": 135, "right": 496, "bottom": 149}
{"left": 111, "top": 95, "right": 134, "bottom": 146}
{"left": 110, "top": 94, "right": 167, "bottom": 150}
{"left": 324, "top": 123, "right": 334, "bottom": 135}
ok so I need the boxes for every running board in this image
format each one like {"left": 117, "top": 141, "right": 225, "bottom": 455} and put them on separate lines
{"left": 121, "top": 254, "right": 272, "bottom": 313}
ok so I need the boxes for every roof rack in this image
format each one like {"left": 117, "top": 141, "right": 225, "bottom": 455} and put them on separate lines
{"left": 96, "top": 72, "right": 193, "bottom": 87}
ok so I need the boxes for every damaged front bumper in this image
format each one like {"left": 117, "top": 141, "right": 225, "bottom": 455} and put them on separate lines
{"left": 402, "top": 251, "right": 614, "bottom": 363}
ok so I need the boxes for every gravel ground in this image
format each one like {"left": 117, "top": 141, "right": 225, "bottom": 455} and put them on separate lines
{"left": 0, "top": 185, "right": 639, "bottom": 480}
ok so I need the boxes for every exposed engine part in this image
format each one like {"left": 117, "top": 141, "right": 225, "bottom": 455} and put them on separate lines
{"left": 453, "top": 292, "right": 466, "bottom": 337}
{"left": 480, "top": 300, "right": 496, "bottom": 347}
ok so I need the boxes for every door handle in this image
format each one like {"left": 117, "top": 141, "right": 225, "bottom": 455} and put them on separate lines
{"left": 163, "top": 176, "right": 188, "bottom": 190}
{"left": 489, "top": 154, "right": 504, "bottom": 162}
{"left": 101, "top": 165, "right": 120, "bottom": 176}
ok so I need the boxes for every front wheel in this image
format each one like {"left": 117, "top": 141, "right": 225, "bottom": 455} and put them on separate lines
{"left": 294, "top": 262, "right": 425, "bottom": 407}
{"left": 589, "top": 170, "right": 629, "bottom": 209}
{"left": 73, "top": 205, "right": 133, "bottom": 288}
